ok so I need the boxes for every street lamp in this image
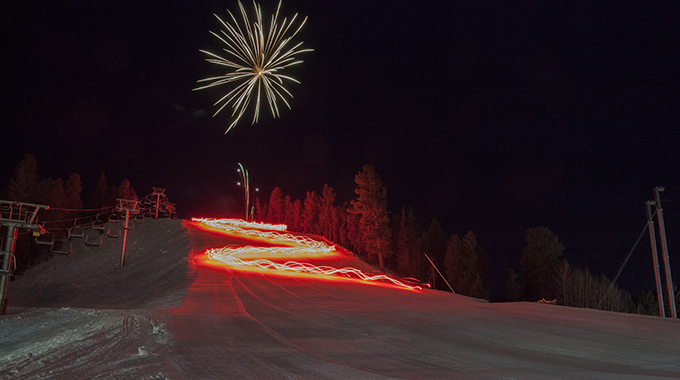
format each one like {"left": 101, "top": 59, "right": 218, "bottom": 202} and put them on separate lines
{"left": 237, "top": 163, "right": 252, "bottom": 221}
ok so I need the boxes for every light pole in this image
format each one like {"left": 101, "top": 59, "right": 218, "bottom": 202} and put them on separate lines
{"left": 646, "top": 201, "right": 666, "bottom": 317}
{"left": 237, "top": 163, "right": 255, "bottom": 221}
{"left": 654, "top": 186, "right": 677, "bottom": 318}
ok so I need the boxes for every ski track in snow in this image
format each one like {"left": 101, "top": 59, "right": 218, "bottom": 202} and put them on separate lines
{"left": 1, "top": 219, "right": 679, "bottom": 379}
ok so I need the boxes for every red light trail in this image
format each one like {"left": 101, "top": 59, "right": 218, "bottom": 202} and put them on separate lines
{"left": 192, "top": 218, "right": 422, "bottom": 291}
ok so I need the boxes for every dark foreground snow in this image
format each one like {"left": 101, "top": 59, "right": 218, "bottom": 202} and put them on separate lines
{"left": 1, "top": 219, "right": 679, "bottom": 379}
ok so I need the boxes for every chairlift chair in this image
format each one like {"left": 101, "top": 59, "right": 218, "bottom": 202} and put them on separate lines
{"left": 70, "top": 226, "right": 85, "bottom": 238}
{"left": 107, "top": 223, "right": 121, "bottom": 238}
{"left": 108, "top": 212, "right": 120, "bottom": 222}
{"left": 85, "top": 232, "right": 102, "bottom": 247}
{"left": 35, "top": 230, "right": 55, "bottom": 248}
{"left": 85, "top": 224, "right": 103, "bottom": 247}
{"left": 52, "top": 230, "right": 73, "bottom": 256}
{"left": 92, "top": 219, "right": 106, "bottom": 231}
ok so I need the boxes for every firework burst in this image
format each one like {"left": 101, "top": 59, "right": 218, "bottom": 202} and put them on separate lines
{"left": 194, "top": 0, "right": 313, "bottom": 133}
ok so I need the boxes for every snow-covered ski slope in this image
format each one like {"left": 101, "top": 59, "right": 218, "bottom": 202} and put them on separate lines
{"left": 1, "top": 218, "right": 679, "bottom": 379}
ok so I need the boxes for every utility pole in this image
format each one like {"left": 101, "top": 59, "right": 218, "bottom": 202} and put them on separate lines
{"left": 0, "top": 201, "right": 49, "bottom": 314}
{"left": 646, "top": 201, "right": 666, "bottom": 317}
{"left": 654, "top": 187, "right": 677, "bottom": 318}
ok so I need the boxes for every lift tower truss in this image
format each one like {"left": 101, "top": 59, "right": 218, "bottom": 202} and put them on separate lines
{"left": 0, "top": 200, "right": 49, "bottom": 314}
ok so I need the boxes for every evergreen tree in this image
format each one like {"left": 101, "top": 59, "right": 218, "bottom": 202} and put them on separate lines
{"left": 521, "top": 226, "right": 564, "bottom": 301}
{"left": 292, "top": 199, "right": 303, "bottom": 232}
{"left": 283, "top": 195, "right": 294, "bottom": 227}
{"left": 395, "top": 206, "right": 419, "bottom": 278}
{"left": 462, "top": 231, "right": 489, "bottom": 299}
{"left": 63, "top": 173, "right": 83, "bottom": 210}
{"left": 420, "top": 219, "right": 446, "bottom": 288}
{"left": 302, "top": 190, "right": 320, "bottom": 234}
{"left": 268, "top": 187, "right": 285, "bottom": 223}
{"left": 444, "top": 234, "right": 463, "bottom": 290}
{"left": 319, "top": 184, "right": 336, "bottom": 238}
{"left": 88, "top": 173, "right": 109, "bottom": 209}
{"left": 253, "top": 196, "right": 263, "bottom": 221}
{"left": 443, "top": 231, "right": 488, "bottom": 298}
{"left": 106, "top": 184, "right": 119, "bottom": 206}
{"left": 8, "top": 153, "right": 39, "bottom": 202}
{"left": 33, "top": 178, "right": 67, "bottom": 223}
{"left": 330, "top": 206, "right": 342, "bottom": 243}
{"left": 636, "top": 290, "right": 659, "bottom": 316}
{"left": 336, "top": 202, "right": 352, "bottom": 248}
{"left": 505, "top": 268, "right": 521, "bottom": 302}
{"left": 33, "top": 178, "right": 60, "bottom": 205}
{"left": 349, "top": 165, "right": 391, "bottom": 271}
{"left": 346, "top": 205, "right": 364, "bottom": 255}
{"left": 260, "top": 201, "right": 270, "bottom": 222}
{"left": 118, "top": 179, "right": 137, "bottom": 201}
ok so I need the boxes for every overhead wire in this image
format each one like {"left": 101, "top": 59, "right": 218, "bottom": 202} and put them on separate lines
{"left": 596, "top": 222, "right": 649, "bottom": 309}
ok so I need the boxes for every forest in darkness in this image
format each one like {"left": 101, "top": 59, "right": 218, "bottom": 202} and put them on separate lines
{"left": 3, "top": 154, "right": 678, "bottom": 317}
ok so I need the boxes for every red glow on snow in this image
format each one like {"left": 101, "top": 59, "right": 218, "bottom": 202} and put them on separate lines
{"left": 191, "top": 218, "right": 422, "bottom": 291}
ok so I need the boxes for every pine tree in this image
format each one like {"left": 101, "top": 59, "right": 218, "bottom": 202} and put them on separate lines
{"left": 260, "top": 202, "right": 270, "bottom": 222}
{"left": 64, "top": 173, "right": 83, "bottom": 210}
{"left": 349, "top": 165, "right": 391, "bottom": 271}
{"left": 118, "top": 179, "right": 138, "bottom": 201}
{"left": 283, "top": 195, "right": 294, "bottom": 227}
{"left": 521, "top": 226, "right": 564, "bottom": 301}
{"left": 505, "top": 268, "right": 521, "bottom": 302}
{"left": 444, "top": 234, "right": 463, "bottom": 291}
{"left": 268, "top": 187, "right": 285, "bottom": 224}
{"left": 253, "top": 196, "right": 263, "bottom": 221}
{"left": 330, "top": 206, "right": 342, "bottom": 243}
{"left": 346, "top": 203, "right": 364, "bottom": 255}
{"left": 292, "top": 199, "right": 303, "bottom": 232}
{"left": 463, "top": 231, "right": 489, "bottom": 299}
{"left": 395, "top": 206, "right": 419, "bottom": 278}
{"left": 319, "top": 184, "right": 336, "bottom": 238}
{"left": 444, "top": 231, "right": 488, "bottom": 298}
{"left": 33, "top": 178, "right": 67, "bottom": 222}
{"left": 420, "top": 219, "right": 446, "bottom": 288}
{"left": 636, "top": 290, "right": 659, "bottom": 316}
{"left": 8, "top": 153, "right": 39, "bottom": 202}
{"left": 302, "top": 190, "right": 320, "bottom": 234}
{"left": 336, "top": 202, "right": 352, "bottom": 248}
{"left": 88, "top": 173, "right": 109, "bottom": 209}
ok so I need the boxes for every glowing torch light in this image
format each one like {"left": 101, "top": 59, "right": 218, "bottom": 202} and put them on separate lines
{"left": 193, "top": 218, "right": 422, "bottom": 291}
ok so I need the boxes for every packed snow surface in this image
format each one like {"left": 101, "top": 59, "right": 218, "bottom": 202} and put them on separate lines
{"left": 1, "top": 218, "right": 679, "bottom": 379}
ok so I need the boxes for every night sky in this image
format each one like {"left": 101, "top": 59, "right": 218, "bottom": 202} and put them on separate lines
{"left": 2, "top": 1, "right": 679, "bottom": 296}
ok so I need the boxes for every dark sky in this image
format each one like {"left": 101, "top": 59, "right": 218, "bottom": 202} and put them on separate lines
{"left": 2, "top": 0, "right": 679, "bottom": 296}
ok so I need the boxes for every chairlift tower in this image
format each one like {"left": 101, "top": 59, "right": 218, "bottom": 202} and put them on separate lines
{"left": 0, "top": 200, "right": 49, "bottom": 315}
{"left": 116, "top": 199, "right": 140, "bottom": 268}
{"left": 150, "top": 187, "right": 166, "bottom": 219}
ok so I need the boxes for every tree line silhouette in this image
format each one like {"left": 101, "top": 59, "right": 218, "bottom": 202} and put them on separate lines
{"left": 2, "top": 154, "right": 139, "bottom": 271}
{"left": 4, "top": 155, "right": 676, "bottom": 316}
{"left": 253, "top": 164, "right": 678, "bottom": 316}
{"left": 253, "top": 164, "right": 490, "bottom": 300}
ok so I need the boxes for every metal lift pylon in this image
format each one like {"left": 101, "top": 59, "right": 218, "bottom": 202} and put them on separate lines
{"left": 0, "top": 200, "right": 49, "bottom": 315}
{"left": 116, "top": 199, "right": 140, "bottom": 268}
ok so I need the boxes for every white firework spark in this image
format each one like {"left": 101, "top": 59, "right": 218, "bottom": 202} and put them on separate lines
{"left": 194, "top": 0, "right": 313, "bottom": 133}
